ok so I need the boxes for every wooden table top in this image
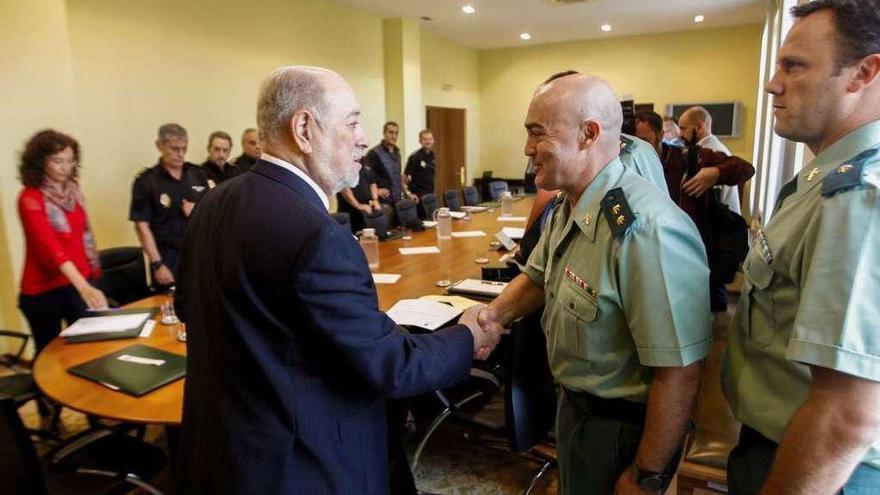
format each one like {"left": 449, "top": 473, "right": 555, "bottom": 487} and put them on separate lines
{"left": 33, "top": 197, "right": 534, "bottom": 425}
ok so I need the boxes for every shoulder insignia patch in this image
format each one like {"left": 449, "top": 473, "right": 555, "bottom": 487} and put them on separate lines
{"left": 600, "top": 187, "right": 635, "bottom": 238}
{"left": 821, "top": 146, "right": 879, "bottom": 197}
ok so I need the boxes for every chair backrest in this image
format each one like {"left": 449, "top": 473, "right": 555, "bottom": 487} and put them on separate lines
{"left": 443, "top": 189, "right": 462, "bottom": 211}
{"left": 421, "top": 193, "right": 438, "bottom": 219}
{"left": 395, "top": 199, "right": 420, "bottom": 229}
{"left": 0, "top": 398, "right": 48, "bottom": 495}
{"left": 94, "top": 247, "right": 151, "bottom": 307}
{"left": 330, "top": 212, "right": 351, "bottom": 230}
{"left": 462, "top": 186, "right": 481, "bottom": 206}
{"left": 489, "top": 180, "right": 509, "bottom": 201}
{"left": 363, "top": 208, "right": 391, "bottom": 238}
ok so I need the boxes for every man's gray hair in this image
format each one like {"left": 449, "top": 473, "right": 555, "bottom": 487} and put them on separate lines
{"left": 241, "top": 127, "right": 257, "bottom": 141}
{"left": 257, "top": 66, "right": 333, "bottom": 145}
{"left": 157, "top": 123, "right": 187, "bottom": 143}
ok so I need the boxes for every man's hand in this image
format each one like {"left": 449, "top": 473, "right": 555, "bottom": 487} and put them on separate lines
{"left": 459, "top": 305, "right": 502, "bottom": 360}
{"left": 614, "top": 467, "right": 659, "bottom": 495}
{"left": 682, "top": 166, "right": 721, "bottom": 198}
{"left": 154, "top": 264, "right": 175, "bottom": 286}
{"left": 408, "top": 192, "right": 419, "bottom": 203}
{"left": 377, "top": 188, "right": 391, "bottom": 199}
{"left": 181, "top": 199, "right": 196, "bottom": 217}
{"left": 358, "top": 203, "right": 373, "bottom": 213}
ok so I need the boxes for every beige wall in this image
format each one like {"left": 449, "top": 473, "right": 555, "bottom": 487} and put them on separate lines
{"left": 419, "top": 30, "right": 481, "bottom": 183}
{"left": 479, "top": 24, "right": 764, "bottom": 177}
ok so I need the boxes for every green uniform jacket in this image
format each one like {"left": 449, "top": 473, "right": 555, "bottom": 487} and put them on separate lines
{"left": 723, "top": 120, "right": 880, "bottom": 469}
{"left": 523, "top": 157, "right": 712, "bottom": 402}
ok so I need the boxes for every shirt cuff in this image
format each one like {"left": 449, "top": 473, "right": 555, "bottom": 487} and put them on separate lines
{"left": 787, "top": 338, "right": 880, "bottom": 383}
{"left": 636, "top": 338, "right": 712, "bottom": 367}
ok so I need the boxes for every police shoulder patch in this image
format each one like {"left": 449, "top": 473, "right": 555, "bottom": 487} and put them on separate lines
{"left": 821, "top": 146, "right": 879, "bottom": 197}
{"left": 600, "top": 187, "right": 635, "bottom": 238}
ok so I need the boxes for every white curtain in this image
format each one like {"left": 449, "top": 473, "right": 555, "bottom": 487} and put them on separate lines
{"left": 749, "top": 0, "right": 809, "bottom": 225}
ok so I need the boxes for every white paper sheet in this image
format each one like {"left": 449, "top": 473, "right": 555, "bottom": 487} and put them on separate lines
{"left": 501, "top": 227, "right": 525, "bottom": 240}
{"left": 398, "top": 246, "right": 441, "bottom": 255}
{"left": 386, "top": 299, "right": 462, "bottom": 330}
{"left": 422, "top": 220, "right": 438, "bottom": 228}
{"left": 420, "top": 294, "right": 483, "bottom": 311}
{"left": 60, "top": 313, "right": 152, "bottom": 337}
{"left": 139, "top": 320, "right": 156, "bottom": 338}
{"left": 448, "top": 278, "right": 508, "bottom": 297}
{"left": 449, "top": 211, "right": 467, "bottom": 219}
{"left": 497, "top": 216, "right": 527, "bottom": 222}
{"left": 450, "top": 230, "right": 487, "bottom": 238}
{"left": 461, "top": 206, "right": 488, "bottom": 213}
{"left": 372, "top": 273, "right": 402, "bottom": 284}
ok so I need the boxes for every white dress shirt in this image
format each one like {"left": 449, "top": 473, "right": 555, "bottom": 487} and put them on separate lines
{"left": 697, "top": 135, "right": 741, "bottom": 214}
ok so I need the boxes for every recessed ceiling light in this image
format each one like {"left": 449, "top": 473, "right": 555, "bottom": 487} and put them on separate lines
{"left": 520, "top": 32, "right": 532, "bottom": 41}
{"left": 600, "top": 24, "right": 612, "bottom": 32}
{"left": 462, "top": 4, "right": 476, "bottom": 14}
{"left": 694, "top": 14, "right": 705, "bottom": 23}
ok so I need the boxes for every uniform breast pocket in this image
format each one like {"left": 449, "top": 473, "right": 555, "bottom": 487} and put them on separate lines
{"left": 555, "top": 280, "right": 600, "bottom": 358}
{"left": 742, "top": 255, "right": 776, "bottom": 347}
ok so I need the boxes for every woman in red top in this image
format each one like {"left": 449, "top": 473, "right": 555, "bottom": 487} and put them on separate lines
{"left": 17, "top": 129, "right": 108, "bottom": 353}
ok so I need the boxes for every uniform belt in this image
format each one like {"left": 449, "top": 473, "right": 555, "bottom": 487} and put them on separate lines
{"left": 562, "top": 387, "right": 647, "bottom": 425}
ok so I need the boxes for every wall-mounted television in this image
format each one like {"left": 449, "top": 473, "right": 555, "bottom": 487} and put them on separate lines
{"left": 666, "top": 102, "right": 743, "bottom": 138}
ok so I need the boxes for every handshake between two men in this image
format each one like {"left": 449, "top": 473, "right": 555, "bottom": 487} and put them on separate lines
{"left": 458, "top": 304, "right": 506, "bottom": 361}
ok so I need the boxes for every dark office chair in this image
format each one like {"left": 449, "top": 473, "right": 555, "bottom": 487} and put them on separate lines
{"left": 0, "top": 397, "right": 166, "bottom": 495}
{"left": 94, "top": 247, "right": 151, "bottom": 307}
{"left": 489, "top": 180, "right": 510, "bottom": 201}
{"left": 330, "top": 212, "right": 351, "bottom": 231}
{"left": 395, "top": 199, "right": 422, "bottom": 230}
{"left": 0, "top": 330, "right": 61, "bottom": 442}
{"left": 363, "top": 207, "right": 398, "bottom": 241}
{"left": 420, "top": 193, "right": 438, "bottom": 219}
{"left": 443, "top": 189, "right": 462, "bottom": 211}
{"left": 462, "top": 186, "right": 481, "bottom": 206}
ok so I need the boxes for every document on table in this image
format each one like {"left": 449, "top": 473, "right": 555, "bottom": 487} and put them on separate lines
{"left": 450, "top": 230, "right": 487, "bottom": 238}
{"left": 497, "top": 216, "right": 527, "bottom": 222}
{"left": 399, "top": 246, "right": 441, "bottom": 255}
{"left": 386, "top": 299, "right": 462, "bottom": 331}
{"left": 461, "top": 206, "right": 488, "bottom": 213}
{"left": 420, "top": 294, "right": 484, "bottom": 311}
{"left": 501, "top": 227, "right": 525, "bottom": 240}
{"left": 60, "top": 313, "right": 153, "bottom": 337}
{"left": 423, "top": 220, "right": 438, "bottom": 228}
{"left": 372, "top": 273, "right": 402, "bottom": 284}
{"left": 447, "top": 278, "right": 508, "bottom": 297}
{"left": 449, "top": 211, "right": 468, "bottom": 219}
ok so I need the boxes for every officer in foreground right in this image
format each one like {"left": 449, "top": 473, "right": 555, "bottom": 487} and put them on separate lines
{"left": 722, "top": 1, "right": 880, "bottom": 493}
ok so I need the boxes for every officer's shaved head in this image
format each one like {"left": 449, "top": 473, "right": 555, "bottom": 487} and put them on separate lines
{"left": 534, "top": 73, "right": 623, "bottom": 148}
{"left": 679, "top": 106, "right": 712, "bottom": 130}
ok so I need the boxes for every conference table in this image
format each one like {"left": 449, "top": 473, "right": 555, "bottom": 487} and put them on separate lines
{"left": 33, "top": 196, "right": 535, "bottom": 425}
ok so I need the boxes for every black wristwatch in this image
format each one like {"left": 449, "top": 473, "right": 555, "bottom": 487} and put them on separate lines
{"left": 150, "top": 260, "right": 164, "bottom": 271}
{"left": 634, "top": 465, "right": 670, "bottom": 491}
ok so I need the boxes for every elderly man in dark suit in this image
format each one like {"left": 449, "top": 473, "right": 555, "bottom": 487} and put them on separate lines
{"left": 175, "top": 66, "right": 501, "bottom": 494}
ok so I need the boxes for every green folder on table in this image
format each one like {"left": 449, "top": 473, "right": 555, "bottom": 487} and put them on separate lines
{"left": 67, "top": 344, "right": 186, "bottom": 397}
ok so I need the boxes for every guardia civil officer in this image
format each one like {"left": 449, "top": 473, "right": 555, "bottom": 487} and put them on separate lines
{"left": 480, "top": 73, "right": 711, "bottom": 494}
{"left": 129, "top": 123, "right": 209, "bottom": 287}
{"left": 722, "top": 1, "right": 880, "bottom": 493}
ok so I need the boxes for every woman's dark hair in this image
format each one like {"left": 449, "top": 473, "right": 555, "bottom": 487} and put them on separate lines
{"left": 19, "top": 129, "right": 80, "bottom": 187}
{"left": 792, "top": 0, "right": 880, "bottom": 73}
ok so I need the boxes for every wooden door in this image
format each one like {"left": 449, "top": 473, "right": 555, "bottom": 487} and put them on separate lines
{"left": 426, "top": 106, "right": 466, "bottom": 197}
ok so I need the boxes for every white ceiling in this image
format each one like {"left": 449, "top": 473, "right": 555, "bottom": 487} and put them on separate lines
{"left": 330, "top": 0, "right": 767, "bottom": 49}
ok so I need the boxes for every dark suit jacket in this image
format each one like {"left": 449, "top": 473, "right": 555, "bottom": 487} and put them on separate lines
{"left": 175, "top": 160, "right": 473, "bottom": 494}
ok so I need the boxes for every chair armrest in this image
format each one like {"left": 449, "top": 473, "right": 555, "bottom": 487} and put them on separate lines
{"left": 0, "top": 330, "right": 30, "bottom": 362}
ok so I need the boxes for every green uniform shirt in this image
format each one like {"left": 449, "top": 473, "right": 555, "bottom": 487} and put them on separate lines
{"left": 620, "top": 133, "right": 669, "bottom": 196}
{"left": 523, "top": 157, "right": 712, "bottom": 402}
{"left": 723, "top": 120, "right": 880, "bottom": 469}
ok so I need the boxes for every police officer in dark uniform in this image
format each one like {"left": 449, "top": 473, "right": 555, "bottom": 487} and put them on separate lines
{"left": 364, "top": 121, "right": 405, "bottom": 205}
{"left": 404, "top": 129, "right": 436, "bottom": 218}
{"left": 232, "top": 127, "right": 261, "bottom": 172}
{"left": 130, "top": 123, "right": 209, "bottom": 288}
{"left": 337, "top": 163, "right": 380, "bottom": 233}
{"left": 200, "top": 130, "right": 240, "bottom": 188}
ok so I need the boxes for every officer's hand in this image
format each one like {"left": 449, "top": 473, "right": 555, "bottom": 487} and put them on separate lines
{"left": 358, "top": 203, "right": 373, "bottom": 213}
{"left": 78, "top": 284, "right": 109, "bottom": 311}
{"left": 614, "top": 467, "right": 658, "bottom": 495}
{"left": 154, "top": 265, "right": 175, "bottom": 286}
{"left": 682, "top": 166, "right": 721, "bottom": 198}
{"left": 181, "top": 199, "right": 196, "bottom": 217}
{"left": 377, "top": 188, "right": 391, "bottom": 199}
{"left": 409, "top": 192, "right": 419, "bottom": 204}
{"left": 459, "top": 305, "right": 501, "bottom": 360}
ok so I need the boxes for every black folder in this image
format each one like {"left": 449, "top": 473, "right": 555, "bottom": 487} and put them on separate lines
{"left": 63, "top": 308, "right": 158, "bottom": 343}
{"left": 67, "top": 344, "right": 186, "bottom": 397}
